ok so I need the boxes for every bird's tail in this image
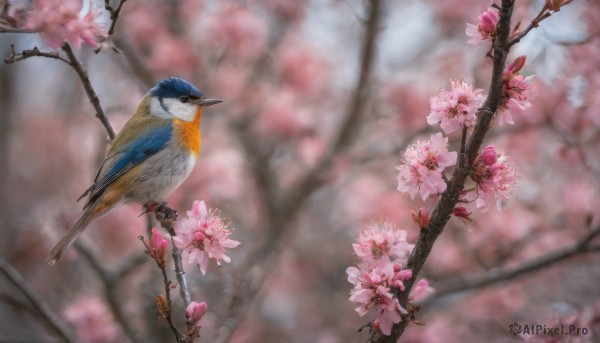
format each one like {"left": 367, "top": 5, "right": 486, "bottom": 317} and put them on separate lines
{"left": 46, "top": 207, "right": 99, "bottom": 266}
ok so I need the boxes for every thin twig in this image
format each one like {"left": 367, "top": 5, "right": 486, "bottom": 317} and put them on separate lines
{"left": 61, "top": 42, "right": 116, "bottom": 139}
{"left": 0, "top": 258, "right": 77, "bottom": 343}
{"left": 138, "top": 236, "right": 184, "bottom": 343}
{"left": 4, "top": 45, "right": 70, "bottom": 64}
{"left": 213, "top": 1, "right": 384, "bottom": 341}
{"left": 422, "top": 225, "right": 600, "bottom": 307}
{"left": 105, "top": 0, "right": 128, "bottom": 36}
{"left": 0, "top": 27, "right": 38, "bottom": 33}
{"left": 4, "top": 43, "right": 116, "bottom": 139}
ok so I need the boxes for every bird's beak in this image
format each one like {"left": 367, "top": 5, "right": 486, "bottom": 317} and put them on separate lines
{"left": 195, "top": 98, "right": 223, "bottom": 107}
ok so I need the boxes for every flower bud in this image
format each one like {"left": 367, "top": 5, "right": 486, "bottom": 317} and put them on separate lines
{"left": 151, "top": 228, "right": 169, "bottom": 265}
{"left": 412, "top": 207, "right": 430, "bottom": 230}
{"left": 186, "top": 301, "right": 207, "bottom": 327}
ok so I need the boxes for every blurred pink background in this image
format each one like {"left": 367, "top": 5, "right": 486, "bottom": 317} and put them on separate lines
{"left": 0, "top": 0, "right": 599, "bottom": 342}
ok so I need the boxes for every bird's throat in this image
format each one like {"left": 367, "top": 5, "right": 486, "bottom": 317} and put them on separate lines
{"left": 174, "top": 107, "right": 202, "bottom": 157}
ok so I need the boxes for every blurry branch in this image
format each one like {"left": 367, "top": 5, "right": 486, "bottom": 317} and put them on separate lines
{"left": 105, "top": 0, "right": 128, "bottom": 36}
{"left": 422, "top": 224, "right": 600, "bottom": 307}
{"left": 75, "top": 242, "right": 146, "bottom": 343}
{"left": 0, "top": 27, "right": 37, "bottom": 33}
{"left": 368, "top": 0, "right": 516, "bottom": 341}
{"left": 0, "top": 258, "right": 77, "bottom": 343}
{"left": 114, "top": 36, "right": 156, "bottom": 88}
{"left": 284, "top": 0, "right": 382, "bottom": 213}
{"left": 4, "top": 42, "right": 116, "bottom": 139}
{"left": 214, "top": 1, "right": 384, "bottom": 342}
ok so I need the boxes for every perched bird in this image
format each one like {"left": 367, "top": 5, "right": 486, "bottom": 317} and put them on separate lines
{"left": 47, "top": 77, "right": 222, "bottom": 266}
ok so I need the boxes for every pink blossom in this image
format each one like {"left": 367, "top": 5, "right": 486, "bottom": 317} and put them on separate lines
{"left": 186, "top": 301, "right": 207, "bottom": 328}
{"left": 465, "top": 7, "right": 499, "bottom": 45}
{"left": 256, "top": 89, "right": 314, "bottom": 140}
{"left": 173, "top": 201, "right": 240, "bottom": 275}
{"left": 276, "top": 38, "right": 329, "bottom": 98}
{"left": 352, "top": 222, "right": 414, "bottom": 266}
{"left": 150, "top": 228, "right": 169, "bottom": 263}
{"left": 498, "top": 56, "right": 535, "bottom": 125}
{"left": 396, "top": 133, "right": 458, "bottom": 201}
{"left": 427, "top": 80, "right": 485, "bottom": 134}
{"left": 410, "top": 279, "right": 435, "bottom": 302}
{"left": 346, "top": 257, "right": 410, "bottom": 335}
{"left": 470, "top": 146, "right": 518, "bottom": 209}
{"left": 63, "top": 296, "right": 119, "bottom": 343}
{"left": 207, "top": 6, "right": 267, "bottom": 60}
{"left": 26, "top": 0, "right": 106, "bottom": 49}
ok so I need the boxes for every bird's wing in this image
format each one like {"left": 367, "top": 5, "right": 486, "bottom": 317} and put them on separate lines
{"left": 82, "top": 122, "right": 173, "bottom": 208}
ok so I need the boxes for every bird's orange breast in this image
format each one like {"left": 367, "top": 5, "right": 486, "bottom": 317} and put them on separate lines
{"left": 173, "top": 107, "right": 202, "bottom": 157}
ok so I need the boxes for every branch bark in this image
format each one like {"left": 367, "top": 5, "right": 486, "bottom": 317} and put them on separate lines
{"left": 368, "top": 0, "right": 515, "bottom": 341}
{"left": 0, "top": 258, "right": 77, "bottom": 343}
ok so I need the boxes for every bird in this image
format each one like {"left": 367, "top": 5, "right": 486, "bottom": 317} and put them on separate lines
{"left": 47, "top": 77, "right": 222, "bottom": 266}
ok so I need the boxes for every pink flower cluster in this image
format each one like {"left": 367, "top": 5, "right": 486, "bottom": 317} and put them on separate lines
{"left": 173, "top": 201, "right": 240, "bottom": 275}
{"left": 150, "top": 228, "right": 169, "bottom": 267}
{"left": 468, "top": 146, "right": 518, "bottom": 209}
{"left": 427, "top": 80, "right": 485, "bottom": 134}
{"left": 465, "top": 7, "right": 499, "bottom": 45}
{"left": 396, "top": 133, "right": 457, "bottom": 201}
{"left": 26, "top": 0, "right": 106, "bottom": 49}
{"left": 63, "top": 296, "right": 118, "bottom": 343}
{"left": 499, "top": 56, "right": 535, "bottom": 125}
{"left": 347, "top": 223, "right": 426, "bottom": 336}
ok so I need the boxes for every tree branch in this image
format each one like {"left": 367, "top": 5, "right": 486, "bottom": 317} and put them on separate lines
{"left": 421, "top": 225, "right": 600, "bottom": 307}
{"left": 75, "top": 242, "right": 144, "bottom": 343}
{"left": 105, "top": 0, "right": 128, "bottom": 37}
{"left": 61, "top": 42, "right": 116, "bottom": 139}
{"left": 368, "top": 0, "right": 515, "bottom": 341}
{"left": 0, "top": 258, "right": 77, "bottom": 343}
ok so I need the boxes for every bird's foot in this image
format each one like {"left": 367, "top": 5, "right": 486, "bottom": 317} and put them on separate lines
{"left": 141, "top": 201, "right": 178, "bottom": 230}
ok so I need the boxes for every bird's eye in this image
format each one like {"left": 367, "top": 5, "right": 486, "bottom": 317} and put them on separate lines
{"left": 180, "top": 96, "right": 189, "bottom": 103}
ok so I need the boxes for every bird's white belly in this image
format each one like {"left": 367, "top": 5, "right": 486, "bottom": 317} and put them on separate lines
{"left": 125, "top": 149, "right": 197, "bottom": 203}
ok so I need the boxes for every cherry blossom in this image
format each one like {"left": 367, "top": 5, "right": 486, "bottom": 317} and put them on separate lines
{"left": 465, "top": 7, "right": 499, "bottom": 45}
{"left": 469, "top": 146, "right": 518, "bottom": 209}
{"left": 173, "top": 201, "right": 240, "bottom": 275}
{"left": 63, "top": 296, "right": 118, "bottom": 343}
{"left": 427, "top": 80, "right": 485, "bottom": 134}
{"left": 26, "top": 0, "right": 106, "bottom": 49}
{"left": 346, "top": 257, "right": 410, "bottom": 335}
{"left": 499, "top": 56, "right": 535, "bottom": 125}
{"left": 397, "top": 133, "right": 458, "bottom": 201}
{"left": 352, "top": 222, "right": 414, "bottom": 266}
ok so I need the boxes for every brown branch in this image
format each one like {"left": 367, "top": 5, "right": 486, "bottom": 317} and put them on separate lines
{"left": 75, "top": 242, "right": 144, "bottom": 343}
{"left": 61, "top": 42, "right": 116, "bottom": 139}
{"left": 0, "top": 27, "right": 38, "bottom": 33}
{"left": 0, "top": 258, "right": 77, "bottom": 343}
{"left": 213, "top": 1, "right": 384, "bottom": 341}
{"left": 105, "top": 0, "right": 128, "bottom": 36}
{"left": 138, "top": 236, "right": 184, "bottom": 343}
{"left": 4, "top": 45, "right": 70, "bottom": 64}
{"left": 422, "top": 225, "right": 600, "bottom": 306}
{"left": 4, "top": 43, "right": 116, "bottom": 139}
{"left": 368, "top": 0, "right": 516, "bottom": 341}
{"left": 505, "top": 0, "right": 575, "bottom": 50}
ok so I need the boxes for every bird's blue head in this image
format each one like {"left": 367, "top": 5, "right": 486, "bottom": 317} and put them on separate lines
{"left": 149, "top": 77, "right": 222, "bottom": 122}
